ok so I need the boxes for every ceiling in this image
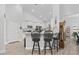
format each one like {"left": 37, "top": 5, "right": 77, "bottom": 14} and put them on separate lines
{"left": 5, "top": 4, "right": 79, "bottom": 23}
{"left": 60, "top": 4, "right": 79, "bottom": 18}
{"left": 21, "top": 4, "right": 53, "bottom": 22}
{"left": 22, "top": 4, "right": 79, "bottom": 21}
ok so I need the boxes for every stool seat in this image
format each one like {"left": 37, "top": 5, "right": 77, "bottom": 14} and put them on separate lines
{"left": 32, "top": 38, "right": 40, "bottom": 42}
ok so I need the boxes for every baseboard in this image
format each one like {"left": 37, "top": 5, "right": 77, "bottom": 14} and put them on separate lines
{"left": 5, "top": 39, "right": 23, "bottom": 45}
{"left": 8, "top": 41, "right": 20, "bottom": 44}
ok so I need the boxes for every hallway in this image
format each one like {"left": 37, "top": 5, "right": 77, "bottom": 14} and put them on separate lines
{"left": 4, "top": 38, "right": 79, "bottom": 55}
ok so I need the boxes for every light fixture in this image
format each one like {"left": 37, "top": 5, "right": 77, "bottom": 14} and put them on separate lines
{"left": 34, "top": 4, "right": 38, "bottom": 6}
{"left": 15, "top": 4, "right": 23, "bottom": 13}
{"left": 32, "top": 9, "right": 34, "bottom": 12}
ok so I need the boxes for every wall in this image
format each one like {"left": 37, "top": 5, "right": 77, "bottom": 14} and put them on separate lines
{"left": 6, "top": 21, "right": 21, "bottom": 43}
{"left": 51, "top": 4, "right": 59, "bottom": 33}
{"left": 0, "top": 5, "right": 5, "bottom": 53}
{"left": 5, "top": 5, "right": 24, "bottom": 44}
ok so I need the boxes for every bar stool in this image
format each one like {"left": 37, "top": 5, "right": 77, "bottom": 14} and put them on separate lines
{"left": 24, "top": 37, "right": 26, "bottom": 48}
{"left": 31, "top": 31, "right": 40, "bottom": 54}
{"left": 52, "top": 33, "right": 59, "bottom": 52}
{"left": 44, "top": 31, "right": 53, "bottom": 55}
{"left": 75, "top": 32, "right": 79, "bottom": 45}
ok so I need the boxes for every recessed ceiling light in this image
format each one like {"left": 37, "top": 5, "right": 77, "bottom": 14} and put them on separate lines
{"left": 39, "top": 15, "right": 42, "bottom": 18}
{"left": 32, "top": 9, "right": 34, "bottom": 12}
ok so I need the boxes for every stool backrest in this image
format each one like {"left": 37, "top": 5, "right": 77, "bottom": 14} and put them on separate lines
{"left": 31, "top": 31, "right": 40, "bottom": 41}
{"left": 44, "top": 31, "right": 53, "bottom": 41}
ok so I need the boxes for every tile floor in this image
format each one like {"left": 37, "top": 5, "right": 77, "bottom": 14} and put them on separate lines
{"left": 2, "top": 38, "right": 79, "bottom": 55}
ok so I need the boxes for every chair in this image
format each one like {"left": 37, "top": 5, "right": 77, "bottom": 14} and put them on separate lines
{"left": 31, "top": 31, "right": 40, "bottom": 54}
{"left": 44, "top": 30, "right": 53, "bottom": 54}
{"left": 52, "top": 33, "right": 59, "bottom": 52}
{"left": 75, "top": 32, "right": 79, "bottom": 45}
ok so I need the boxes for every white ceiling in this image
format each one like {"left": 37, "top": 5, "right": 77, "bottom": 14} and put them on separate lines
{"left": 5, "top": 4, "right": 53, "bottom": 23}
{"left": 21, "top": 4, "right": 53, "bottom": 22}
{"left": 5, "top": 4, "right": 79, "bottom": 23}
{"left": 60, "top": 4, "right": 79, "bottom": 18}
{"left": 21, "top": 4, "right": 79, "bottom": 21}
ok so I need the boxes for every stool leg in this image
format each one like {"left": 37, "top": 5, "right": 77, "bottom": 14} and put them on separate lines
{"left": 44, "top": 42, "right": 46, "bottom": 55}
{"left": 38, "top": 42, "right": 40, "bottom": 54}
{"left": 32, "top": 41, "right": 35, "bottom": 54}
{"left": 24, "top": 38, "right": 26, "bottom": 48}
{"left": 57, "top": 40, "right": 59, "bottom": 52}
{"left": 52, "top": 40, "right": 55, "bottom": 49}
{"left": 49, "top": 42, "right": 53, "bottom": 55}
